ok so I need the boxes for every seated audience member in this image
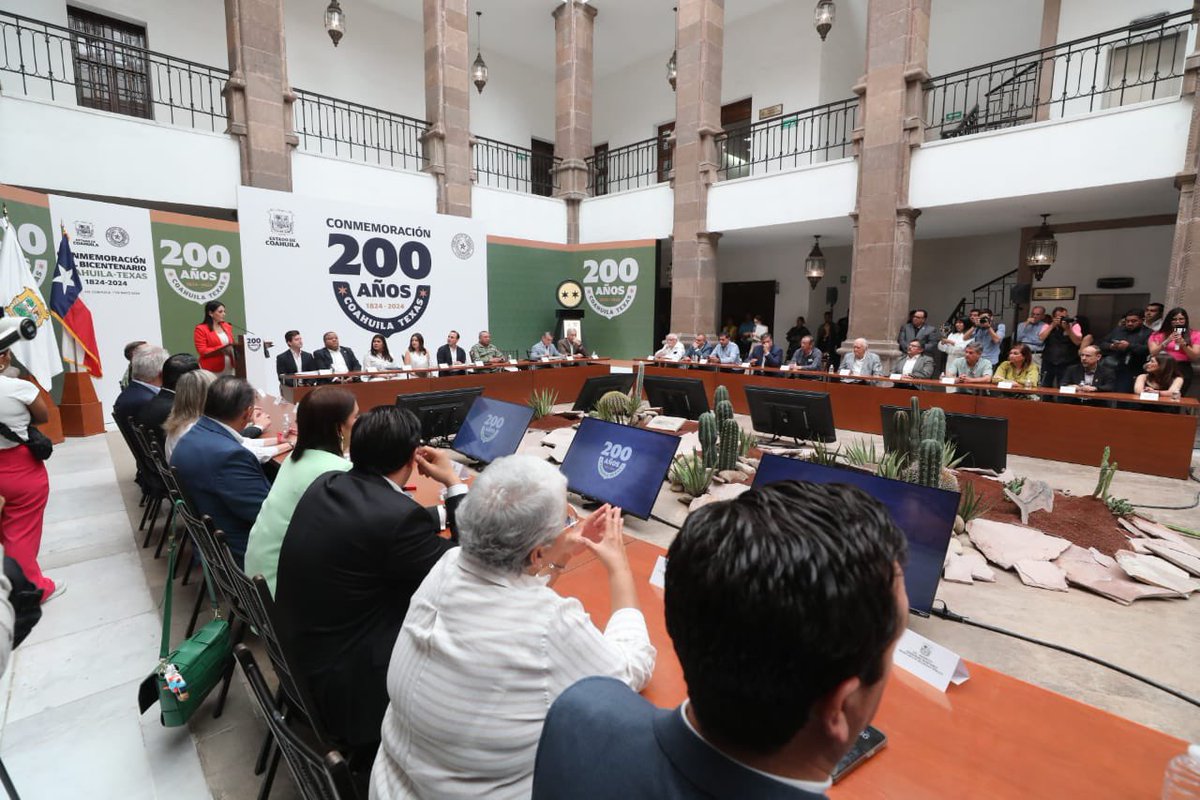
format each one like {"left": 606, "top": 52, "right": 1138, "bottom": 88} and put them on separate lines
{"left": 897, "top": 309, "right": 937, "bottom": 356}
{"left": 1060, "top": 345, "right": 1115, "bottom": 394}
{"left": 120, "top": 340, "right": 147, "bottom": 389}
{"left": 1144, "top": 302, "right": 1165, "bottom": 333}
{"left": 276, "top": 330, "right": 316, "bottom": 386}
{"left": 747, "top": 334, "right": 784, "bottom": 370}
{"left": 436, "top": 330, "right": 468, "bottom": 367}
{"left": 946, "top": 342, "right": 993, "bottom": 387}
{"left": 815, "top": 313, "right": 838, "bottom": 358}
{"left": 363, "top": 334, "right": 397, "bottom": 372}
{"left": 404, "top": 333, "right": 433, "bottom": 371}
{"left": 972, "top": 308, "right": 1005, "bottom": 365}
{"left": 136, "top": 353, "right": 199, "bottom": 444}
{"left": 558, "top": 329, "right": 587, "bottom": 358}
{"left": 895, "top": 339, "right": 935, "bottom": 385}
{"left": 789, "top": 335, "right": 823, "bottom": 371}
{"left": 371, "top": 457, "right": 655, "bottom": 800}
{"left": 992, "top": 344, "right": 1040, "bottom": 388}
{"left": 1038, "top": 307, "right": 1083, "bottom": 387}
{"left": 533, "top": 481, "right": 908, "bottom": 800}
{"left": 838, "top": 338, "right": 883, "bottom": 382}
{"left": 530, "top": 331, "right": 559, "bottom": 360}
{"left": 244, "top": 387, "right": 357, "bottom": 596}
{"left": 682, "top": 333, "right": 714, "bottom": 363}
{"left": 1015, "top": 306, "right": 1048, "bottom": 363}
{"left": 170, "top": 376, "right": 272, "bottom": 564}
{"left": 313, "top": 330, "right": 361, "bottom": 376}
{"left": 1098, "top": 309, "right": 1151, "bottom": 393}
{"left": 163, "top": 370, "right": 277, "bottom": 462}
{"left": 1135, "top": 353, "right": 1185, "bottom": 399}
{"left": 654, "top": 334, "right": 686, "bottom": 361}
{"left": 710, "top": 332, "right": 740, "bottom": 365}
{"left": 114, "top": 344, "right": 168, "bottom": 489}
{"left": 1148, "top": 307, "right": 1200, "bottom": 395}
{"left": 275, "top": 406, "right": 466, "bottom": 759}
{"left": 785, "top": 317, "right": 810, "bottom": 359}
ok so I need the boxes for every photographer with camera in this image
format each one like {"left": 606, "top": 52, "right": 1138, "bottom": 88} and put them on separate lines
{"left": 1098, "top": 309, "right": 1151, "bottom": 393}
{"left": 971, "top": 308, "right": 1005, "bottom": 365}
{"left": 1037, "top": 306, "right": 1083, "bottom": 388}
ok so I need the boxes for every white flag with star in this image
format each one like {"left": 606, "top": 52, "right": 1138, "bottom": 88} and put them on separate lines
{"left": 0, "top": 218, "right": 62, "bottom": 389}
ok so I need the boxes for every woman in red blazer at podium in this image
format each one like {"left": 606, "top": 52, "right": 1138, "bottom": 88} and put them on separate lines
{"left": 194, "top": 300, "right": 236, "bottom": 374}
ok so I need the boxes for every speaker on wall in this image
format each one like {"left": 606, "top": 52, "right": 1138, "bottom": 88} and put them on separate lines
{"left": 1096, "top": 277, "right": 1135, "bottom": 289}
{"left": 1010, "top": 283, "right": 1032, "bottom": 306}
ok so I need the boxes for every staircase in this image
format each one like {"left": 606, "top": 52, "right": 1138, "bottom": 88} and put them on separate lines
{"left": 944, "top": 269, "right": 1020, "bottom": 327}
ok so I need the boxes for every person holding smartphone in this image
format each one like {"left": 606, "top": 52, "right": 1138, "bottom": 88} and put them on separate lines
{"left": 1148, "top": 307, "right": 1200, "bottom": 395}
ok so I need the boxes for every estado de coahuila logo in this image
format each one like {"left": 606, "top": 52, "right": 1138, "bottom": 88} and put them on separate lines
{"left": 479, "top": 413, "right": 505, "bottom": 444}
{"left": 582, "top": 256, "right": 640, "bottom": 319}
{"left": 326, "top": 217, "right": 436, "bottom": 335}
{"left": 596, "top": 441, "right": 632, "bottom": 480}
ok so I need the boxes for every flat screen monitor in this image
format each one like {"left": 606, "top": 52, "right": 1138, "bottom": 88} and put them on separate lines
{"left": 743, "top": 386, "right": 837, "bottom": 443}
{"left": 452, "top": 396, "right": 534, "bottom": 465}
{"left": 572, "top": 373, "right": 636, "bottom": 413}
{"left": 395, "top": 387, "right": 484, "bottom": 443}
{"left": 642, "top": 375, "right": 710, "bottom": 420}
{"left": 752, "top": 454, "right": 959, "bottom": 615}
{"left": 559, "top": 416, "right": 679, "bottom": 519}
{"left": 880, "top": 405, "right": 1008, "bottom": 472}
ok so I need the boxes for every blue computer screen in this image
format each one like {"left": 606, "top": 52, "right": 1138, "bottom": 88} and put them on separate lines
{"left": 452, "top": 396, "right": 534, "bottom": 464}
{"left": 559, "top": 417, "right": 680, "bottom": 519}
{"left": 752, "top": 454, "right": 959, "bottom": 614}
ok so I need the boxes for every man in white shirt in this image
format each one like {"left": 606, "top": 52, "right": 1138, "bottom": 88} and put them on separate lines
{"left": 313, "top": 330, "right": 362, "bottom": 375}
{"left": 654, "top": 333, "right": 686, "bottom": 361}
{"left": 1144, "top": 302, "right": 1164, "bottom": 333}
{"left": 895, "top": 339, "right": 935, "bottom": 387}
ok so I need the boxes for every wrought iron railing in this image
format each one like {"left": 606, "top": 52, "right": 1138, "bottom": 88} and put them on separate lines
{"left": 586, "top": 134, "right": 670, "bottom": 196}
{"left": 0, "top": 10, "right": 228, "bottom": 132}
{"left": 944, "top": 269, "right": 1019, "bottom": 328}
{"left": 292, "top": 89, "right": 427, "bottom": 172}
{"left": 473, "top": 136, "right": 560, "bottom": 196}
{"left": 714, "top": 98, "right": 858, "bottom": 180}
{"left": 925, "top": 9, "right": 1193, "bottom": 139}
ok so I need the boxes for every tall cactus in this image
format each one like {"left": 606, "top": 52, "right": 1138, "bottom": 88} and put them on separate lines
{"left": 920, "top": 406, "right": 946, "bottom": 445}
{"left": 907, "top": 396, "right": 922, "bottom": 457}
{"left": 716, "top": 399, "right": 734, "bottom": 424}
{"left": 698, "top": 412, "right": 718, "bottom": 468}
{"left": 633, "top": 361, "right": 645, "bottom": 404}
{"left": 718, "top": 418, "right": 740, "bottom": 471}
{"left": 714, "top": 385, "right": 730, "bottom": 408}
{"left": 916, "top": 439, "right": 942, "bottom": 487}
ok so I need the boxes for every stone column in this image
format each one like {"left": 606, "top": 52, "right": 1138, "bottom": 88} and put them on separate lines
{"left": 844, "top": 0, "right": 931, "bottom": 368}
{"left": 223, "top": 0, "right": 296, "bottom": 190}
{"left": 1166, "top": 7, "right": 1200, "bottom": 314}
{"left": 423, "top": 0, "right": 473, "bottom": 218}
{"left": 552, "top": 1, "right": 597, "bottom": 244}
{"left": 669, "top": 0, "right": 724, "bottom": 339}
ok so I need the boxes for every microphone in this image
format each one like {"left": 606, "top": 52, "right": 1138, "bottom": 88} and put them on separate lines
{"left": 0, "top": 317, "right": 37, "bottom": 352}
{"left": 226, "top": 319, "right": 273, "bottom": 358}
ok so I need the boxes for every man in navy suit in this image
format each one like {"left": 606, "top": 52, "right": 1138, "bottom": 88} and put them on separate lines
{"left": 533, "top": 481, "right": 909, "bottom": 799}
{"left": 276, "top": 329, "right": 317, "bottom": 386}
{"left": 170, "top": 376, "right": 270, "bottom": 565}
{"left": 746, "top": 333, "right": 784, "bottom": 370}
{"left": 435, "top": 330, "right": 468, "bottom": 368}
{"left": 312, "top": 330, "right": 361, "bottom": 375}
{"left": 113, "top": 344, "right": 168, "bottom": 491}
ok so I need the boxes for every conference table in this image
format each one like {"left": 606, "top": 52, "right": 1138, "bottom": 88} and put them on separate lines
{"left": 553, "top": 538, "right": 1188, "bottom": 799}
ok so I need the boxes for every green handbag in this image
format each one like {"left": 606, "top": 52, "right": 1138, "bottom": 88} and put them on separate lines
{"left": 138, "top": 516, "right": 232, "bottom": 727}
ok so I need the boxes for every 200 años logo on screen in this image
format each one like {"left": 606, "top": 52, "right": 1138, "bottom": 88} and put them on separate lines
{"left": 326, "top": 218, "right": 434, "bottom": 334}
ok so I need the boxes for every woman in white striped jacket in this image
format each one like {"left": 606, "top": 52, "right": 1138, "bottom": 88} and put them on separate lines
{"left": 370, "top": 455, "right": 656, "bottom": 800}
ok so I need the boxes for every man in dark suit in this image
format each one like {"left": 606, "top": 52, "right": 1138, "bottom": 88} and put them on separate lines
{"left": 170, "top": 376, "right": 270, "bottom": 565}
{"left": 533, "top": 481, "right": 909, "bottom": 800}
{"left": 1060, "top": 345, "right": 1117, "bottom": 393}
{"left": 276, "top": 329, "right": 317, "bottom": 386}
{"left": 136, "top": 353, "right": 198, "bottom": 444}
{"left": 435, "top": 329, "right": 468, "bottom": 368}
{"left": 746, "top": 333, "right": 784, "bottom": 370}
{"left": 275, "top": 406, "right": 468, "bottom": 761}
{"left": 312, "top": 330, "right": 361, "bottom": 375}
{"left": 113, "top": 344, "right": 168, "bottom": 491}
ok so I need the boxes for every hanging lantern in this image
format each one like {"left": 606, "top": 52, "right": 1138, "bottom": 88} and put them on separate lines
{"left": 804, "top": 236, "right": 827, "bottom": 289}
{"left": 472, "top": 11, "right": 489, "bottom": 94}
{"left": 324, "top": 0, "right": 346, "bottom": 47}
{"left": 814, "top": 0, "right": 836, "bottom": 42}
{"left": 667, "top": 6, "right": 678, "bottom": 92}
{"left": 1025, "top": 214, "right": 1058, "bottom": 281}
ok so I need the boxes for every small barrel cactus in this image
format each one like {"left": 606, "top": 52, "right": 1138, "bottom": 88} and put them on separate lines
{"left": 698, "top": 411, "right": 718, "bottom": 468}
{"left": 714, "top": 385, "right": 730, "bottom": 408}
{"left": 595, "top": 390, "right": 631, "bottom": 424}
{"left": 716, "top": 399, "right": 734, "bottom": 424}
{"left": 718, "top": 418, "right": 740, "bottom": 471}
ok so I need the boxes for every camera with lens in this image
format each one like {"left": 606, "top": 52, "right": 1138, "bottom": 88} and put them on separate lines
{"left": 977, "top": 314, "right": 991, "bottom": 327}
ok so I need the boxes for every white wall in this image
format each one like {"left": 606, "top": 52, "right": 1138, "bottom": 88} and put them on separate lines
{"left": 928, "top": 0, "right": 1044, "bottom": 77}
{"left": 708, "top": 159, "right": 858, "bottom": 232}
{"left": 717, "top": 238, "right": 815, "bottom": 338}
{"left": 579, "top": 185, "right": 673, "bottom": 243}
{"left": 806, "top": 245, "right": 853, "bottom": 325}
{"left": 0, "top": 94, "right": 240, "bottom": 208}
{"left": 1042, "top": 225, "right": 1173, "bottom": 317}
{"left": 470, "top": 51, "right": 556, "bottom": 146}
{"left": 592, "top": 50, "right": 675, "bottom": 149}
{"left": 1056, "top": 0, "right": 1187, "bottom": 44}
{"left": 472, "top": 185, "right": 567, "bottom": 244}
{"left": 818, "top": 0, "right": 867, "bottom": 104}
{"left": 910, "top": 232, "right": 1019, "bottom": 324}
{"left": 291, "top": 152, "right": 437, "bottom": 211}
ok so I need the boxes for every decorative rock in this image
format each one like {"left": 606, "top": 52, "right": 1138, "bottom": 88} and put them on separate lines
{"left": 1003, "top": 478, "right": 1054, "bottom": 525}
{"left": 943, "top": 553, "right": 976, "bottom": 584}
{"left": 967, "top": 519, "right": 1071, "bottom": 570}
{"left": 948, "top": 536, "right": 963, "bottom": 556}
{"left": 1114, "top": 552, "right": 1200, "bottom": 595}
{"left": 953, "top": 515, "right": 966, "bottom": 535}
{"left": 1143, "top": 540, "right": 1200, "bottom": 577}
{"left": 1055, "top": 545, "right": 1181, "bottom": 605}
{"left": 716, "top": 470, "right": 745, "bottom": 483}
{"left": 963, "top": 550, "right": 996, "bottom": 582}
{"left": 1128, "top": 516, "right": 1197, "bottom": 548}
{"left": 1014, "top": 559, "right": 1069, "bottom": 591}
{"left": 1088, "top": 548, "right": 1117, "bottom": 569}
{"left": 687, "top": 482, "right": 751, "bottom": 512}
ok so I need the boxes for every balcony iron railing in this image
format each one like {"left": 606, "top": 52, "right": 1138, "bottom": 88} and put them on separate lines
{"left": 0, "top": 10, "right": 228, "bottom": 132}
{"left": 292, "top": 89, "right": 427, "bottom": 172}
{"left": 474, "top": 136, "right": 560, "bottom": 196}
{"left": 925, "top": 9, "right": 1193, "bottom": 139}
{"left": 586, "top": 134, "right": 670, "bottom": 196}
{"left": 714, "top": 98, "right": 858, "bottom": 180}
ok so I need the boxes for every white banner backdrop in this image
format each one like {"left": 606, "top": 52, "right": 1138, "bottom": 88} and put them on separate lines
{"left": 237, "top": 187, "right": 488, "bottom": 393}
{"left": 46, "top": 194, "right": 161, "bottom": 416}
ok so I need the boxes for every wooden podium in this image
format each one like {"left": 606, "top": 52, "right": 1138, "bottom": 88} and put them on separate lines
{"left": 59, "top": 371, "right": 105, "bottom": 436}
{"left": 27, "top": 378, "right": 64, "bottom": 444}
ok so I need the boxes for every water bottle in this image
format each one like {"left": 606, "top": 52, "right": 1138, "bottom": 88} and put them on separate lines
{"left": 1163, "top": 744, "right": 1200, "bottom": 799}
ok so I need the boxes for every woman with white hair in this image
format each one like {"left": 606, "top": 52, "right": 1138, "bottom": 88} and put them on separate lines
{"left": 370, "top": 454, "right": 655, "bottom": 800}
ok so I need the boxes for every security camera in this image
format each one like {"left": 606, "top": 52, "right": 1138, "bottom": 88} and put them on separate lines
{"left": 0, "top": 317, "right": 38, "bottom": 352}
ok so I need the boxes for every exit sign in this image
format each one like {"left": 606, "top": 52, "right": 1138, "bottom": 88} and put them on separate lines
{"left": 944, "top": 110, "right": 964, "bottom": 122}
{"left": 781, "top": 117, "right": 799, "bottom": 130}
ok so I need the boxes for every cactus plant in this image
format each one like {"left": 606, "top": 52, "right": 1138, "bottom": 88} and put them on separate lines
{"left": 633, "top": 361, "right": 645, "bottom": 405}
{"left": 594, "top": 390, "right": 633, "bottom": 425}
{"left": 715, "top": 399, "right": 734, "bottom": 424}
{"left": 670, "top": 450, "right": 715, "bottom": 497}
{"left": 907, "top": 396, "right": 923, "bottom": 457}
{"left": 916, "top": 439, "right": 941, "bottom": 487}
{"left": 527, "top": 388, "right": 559, "bottom": 420}
{"left": 714, "top": 384, "right": 730, "bottom": 408}
{"left": 920, "top": 406, "right": 946, "bottom": 444}
{"left": 1092, "top": 446, "right": 1118, "bottom": 499}
{"left": 698, "top": 411, "right": 719, "bottom": 468}
{"left": 718, "top": 418, "right": 740, "bottom": 471}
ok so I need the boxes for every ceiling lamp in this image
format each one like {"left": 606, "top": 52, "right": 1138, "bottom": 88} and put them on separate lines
{"left": 1025, "top": 214, "right": 1058, "bottom": 281}
{"left": 804, "top": 236, "right": 827, "bottom": 289}
{"left": 814, "top": 1, "right": 835, "bottom": 42}
{"left": 472, "top": 11, "right": 489, "bottom": 94}
{"left": 324, "top": 0, "right": 346, "bottom": 47}
{"left": 667, "top": 7, "right": 678, "bottom": 92}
